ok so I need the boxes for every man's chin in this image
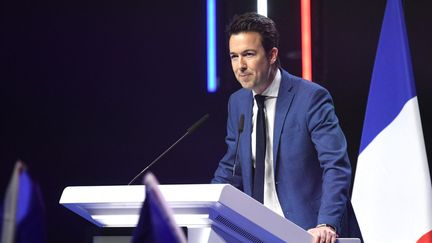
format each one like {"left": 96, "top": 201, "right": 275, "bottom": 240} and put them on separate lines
{"left": 240, "top": 84, "right": 254, "bottom": 90}
{"left": 238, "top": 81, "right": 253, "bottom": 90}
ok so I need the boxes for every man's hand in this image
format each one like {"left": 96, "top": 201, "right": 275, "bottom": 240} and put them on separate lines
{"left": 307, "top": 226, "right": 338, "bottom": 243}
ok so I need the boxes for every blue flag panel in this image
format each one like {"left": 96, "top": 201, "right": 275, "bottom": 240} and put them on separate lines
{"left": 359, "top": 0, "right": 416, "bottom": 153}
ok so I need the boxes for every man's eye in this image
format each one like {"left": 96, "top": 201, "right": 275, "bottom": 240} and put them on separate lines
{"left": 230, "top": 55, "right": 238, "bottom": 59}
{"left": 245, "top": 52, "right": 255, "bottom": 57}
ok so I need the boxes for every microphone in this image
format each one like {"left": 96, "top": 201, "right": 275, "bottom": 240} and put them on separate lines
{"left": 232, "top": 114, "right": 245, "bottom": 176}
{"left": 187, "top": 114, "right": 210, "bottom": 134}
{"left": 128, "top": 114, "right": 210, "bottom": 185}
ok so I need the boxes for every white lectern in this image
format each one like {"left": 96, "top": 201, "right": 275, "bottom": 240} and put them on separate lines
{"left": 59, "top": 184, "right": 359, "bottom": 243}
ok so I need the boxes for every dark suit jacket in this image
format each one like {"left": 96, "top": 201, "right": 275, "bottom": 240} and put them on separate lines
{"left": 212, "top": 69, "right": 361, "bottom": 237}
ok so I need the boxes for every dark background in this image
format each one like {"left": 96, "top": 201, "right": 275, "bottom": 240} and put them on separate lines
{"left": 1, "top": 0, "right": 431, "bottom": 242}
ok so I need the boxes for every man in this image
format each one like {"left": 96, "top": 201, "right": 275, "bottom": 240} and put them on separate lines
{"left": 212, "top": 13, "right": 360, "bottom": 243}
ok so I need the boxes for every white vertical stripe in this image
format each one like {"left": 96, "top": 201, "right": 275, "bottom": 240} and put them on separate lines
{"left": 257, "top": 0, "right": 267, "bottom": 17}
{"left": 352, "top": 97, "right": 432, "bottom": 243}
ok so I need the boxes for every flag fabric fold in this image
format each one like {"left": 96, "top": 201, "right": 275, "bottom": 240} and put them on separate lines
{"left": 131, "top": 173, "right": 187, "bottom": 243}
{"left": 352, "top": 0, "right": 432, "bottom": 242}
{"left": 1, "top": 161, "right": 47, "bottom": 243}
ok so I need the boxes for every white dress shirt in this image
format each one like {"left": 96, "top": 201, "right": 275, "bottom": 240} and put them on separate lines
{"left": 251, "top": 69, "right": 284, "bottom": 216}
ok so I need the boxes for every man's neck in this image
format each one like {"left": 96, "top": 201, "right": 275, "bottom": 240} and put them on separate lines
{"left": 254, "top": 66, "right": 278, "bottom": 94}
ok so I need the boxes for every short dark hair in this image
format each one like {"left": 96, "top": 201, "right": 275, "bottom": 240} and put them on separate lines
{"left": 227, "top": 12, "right": 279, "bottom": 56}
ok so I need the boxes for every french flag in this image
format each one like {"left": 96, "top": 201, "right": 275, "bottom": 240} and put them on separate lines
{"left": 132, "top": 173, "right": 186, "bottom": 243}
{"left": 1, "top": 161, "right": 47, "bottom": 243}
{"left": 351, "top": 0, "right": 432, "bottom": 242}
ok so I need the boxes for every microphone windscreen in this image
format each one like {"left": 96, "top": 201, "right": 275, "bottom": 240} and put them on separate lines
{"left": 187, "top": 114, "right": 210, "bottom": 134}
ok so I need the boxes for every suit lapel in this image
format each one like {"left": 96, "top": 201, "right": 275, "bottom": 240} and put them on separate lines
{"left": 273, "top": 71, "right": 295, "bottom": 173}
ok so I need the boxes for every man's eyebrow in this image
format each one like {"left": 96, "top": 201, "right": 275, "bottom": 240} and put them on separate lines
{"left": 242, "top": 49, "right": 256, "bottom": 53}
{"left": 229, "top": 49, "right": 257, "bottom": 55}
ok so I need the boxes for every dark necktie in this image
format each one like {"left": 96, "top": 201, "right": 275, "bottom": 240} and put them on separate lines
{"left": 253, "top": 94, "right": 266, "bottom": 203}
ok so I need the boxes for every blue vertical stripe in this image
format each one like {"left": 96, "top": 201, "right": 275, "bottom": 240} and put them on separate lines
{"left": 207, "top": 0, "right": 217, "bottom": 93}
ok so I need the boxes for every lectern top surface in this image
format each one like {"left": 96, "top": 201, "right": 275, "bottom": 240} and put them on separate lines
{"left": 60, "top": 184, "right": 227, "bottom": 204}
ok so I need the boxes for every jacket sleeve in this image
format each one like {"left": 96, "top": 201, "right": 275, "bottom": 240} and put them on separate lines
{"left": 306, "top": 87, "right": 352, "bottom": 232}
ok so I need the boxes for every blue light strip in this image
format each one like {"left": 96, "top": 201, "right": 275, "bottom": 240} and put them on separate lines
{"left": 207, "top": 0, "right": 217, "bottom": 93}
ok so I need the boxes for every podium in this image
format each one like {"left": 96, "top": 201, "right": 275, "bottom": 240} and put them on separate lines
{"left": 59, "top": 184, "right": 360, "bottom": 243}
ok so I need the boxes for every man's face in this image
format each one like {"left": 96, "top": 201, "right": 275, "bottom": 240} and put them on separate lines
{"left": 229, "top": 32, "right": 278, "bottom": 94}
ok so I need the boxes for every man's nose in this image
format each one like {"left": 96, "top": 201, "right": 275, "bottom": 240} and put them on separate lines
{"left": 239, "top": 57, "right": 247, "bottom": 70}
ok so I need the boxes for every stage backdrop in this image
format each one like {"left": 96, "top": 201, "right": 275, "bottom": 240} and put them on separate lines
{"left": 1, "top": 0, "right": 430, "bottom": 242}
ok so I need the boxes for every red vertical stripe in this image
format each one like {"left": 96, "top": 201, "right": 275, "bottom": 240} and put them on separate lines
{"left": 301, "top": 0, "right": 312, "bottom": 81}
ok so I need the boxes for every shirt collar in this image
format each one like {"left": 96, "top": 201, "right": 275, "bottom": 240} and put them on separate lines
{"left": 252, "top": 68, "right": 281, "bottom": 98}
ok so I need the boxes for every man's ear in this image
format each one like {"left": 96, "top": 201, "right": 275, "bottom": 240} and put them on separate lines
{"left": 268, "top": 47, "right": 278, "bottom": 64}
